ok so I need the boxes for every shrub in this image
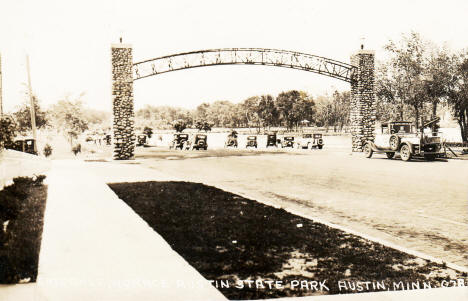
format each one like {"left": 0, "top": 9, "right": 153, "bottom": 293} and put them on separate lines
{"left": 143, "top": 126, "right": 153, "bottom": 138}
{"left": 0, "top": 115, "right": 17, "bottom": 149}
{"left": 71, "top": 144, "right": 81, "bottom": 155}
{"left": 43, "top": 144, "right": 53, "bottom": 157}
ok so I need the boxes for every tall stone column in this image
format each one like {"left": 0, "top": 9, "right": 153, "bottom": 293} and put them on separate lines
{"left": 111, "top": 44, "right": 135, "bottom": 160}
{"left": 350, "top": 50, "right": 375, "bottom": 152}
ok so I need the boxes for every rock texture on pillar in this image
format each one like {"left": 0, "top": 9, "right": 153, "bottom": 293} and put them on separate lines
{"left": 111, "top": 44, "right": 135, "bottom": 160}
{"left": 350, "top": 50, "right": 375, "bottom": 152}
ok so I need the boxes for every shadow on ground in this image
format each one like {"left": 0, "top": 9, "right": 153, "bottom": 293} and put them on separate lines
{"left": 109, "top": 181, "right": 466, "bottom": 300}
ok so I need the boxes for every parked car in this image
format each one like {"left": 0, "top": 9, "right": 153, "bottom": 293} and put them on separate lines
{"left": 295, "top": 133, "right": 324, "bottom": 149}
{"left": 190, "top": 134, "right": 208, "bottom": 150}
{"left": 105, "top": 134, "right": 112, "bottom": 145}
{"left": 225, "top": 131, "right": 238, "bottom": 148}
{"left": 363, "top": 119, "right": 446, "bottom": 161}
{"left": 280, "top": 136, "right": 295, "bottom": 148}
{"left": 246, "top": 136, "right": 258, "bottom": 148}
{"left": 136, "top": 134, "right": 147, "bottom": 146}
{"left": 266, "top": 133, "right": 278, "bottom": 147}
{"left": 170, "top": 133, "right": 189, "bottom": 150}
{"left": 8, "top": 139, "right": 37, "bottom": 155}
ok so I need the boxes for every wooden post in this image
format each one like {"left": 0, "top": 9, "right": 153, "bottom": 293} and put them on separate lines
{"left": 0, "top": 53, "right": 3, "bottom": 117}
{"left": 26, "top": 55, "right": 38, "bottom": 153}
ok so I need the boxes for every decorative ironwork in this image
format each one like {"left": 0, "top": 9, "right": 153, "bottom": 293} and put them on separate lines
{"left": 133, "top": 48, "right": 356, "bottom": 82}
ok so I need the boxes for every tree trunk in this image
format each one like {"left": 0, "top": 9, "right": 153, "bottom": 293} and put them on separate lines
{"left": 459, "top": 109, "right": 468, "bottom": 142}
{"left": 414, "top": 105, "right": 420, "bottom": 129}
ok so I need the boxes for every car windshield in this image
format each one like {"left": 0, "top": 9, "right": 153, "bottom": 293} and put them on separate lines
{"left": 390, "top": 123, "right": 413, "bottom": 134}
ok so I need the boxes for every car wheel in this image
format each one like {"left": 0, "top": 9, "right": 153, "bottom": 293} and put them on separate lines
{"left": 386, "top": 152, "right": 395, "bottom": 159}
{"left": 400, "top": 144, "right": 412, "bottom": 161}
{"left": 364, "top": 143, "right": 373, "bottom": 158}
{"left": 389, "top": 135, "right": 400, "bottom": 151}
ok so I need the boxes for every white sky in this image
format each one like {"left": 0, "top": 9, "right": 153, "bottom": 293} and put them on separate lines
{"left": 0, "top": 0, "right": 467, "bottom": 112}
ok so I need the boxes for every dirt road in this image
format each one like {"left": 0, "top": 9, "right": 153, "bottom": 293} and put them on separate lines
{"left": 132, "top": 147, "right": 468, "bottom": 267}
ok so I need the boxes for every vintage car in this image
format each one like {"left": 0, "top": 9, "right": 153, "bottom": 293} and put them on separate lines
{"left": 105, "top": 134, "right": 112, "bottom": 145}
{"left": 190, "top": 134, "right": 208, "bottom": 150}
{"left": 363, "top": 119, "right": 446, "bottom": 161}
{"left": 280, "top": 136, "right": 295, "bottom": 148}
{"left": 169, "top": 133, "right": 190, "bottom": 150}
{"left": 295, "top": 133, "right": 324, "bottom": 149}
{"left": 8, "top": 139, "right": 37, "bottom": 155}
{"left": 266, "top": 133, "right": 278, "bottom": 147}
{"left": 225, "top": 131, "right": 238, "bottom": 148}
{"left": 246, "top": 136, "right": 258, "bottom": 148}
{"left": 136, "top": 134, "right": 147, "bottom": 146}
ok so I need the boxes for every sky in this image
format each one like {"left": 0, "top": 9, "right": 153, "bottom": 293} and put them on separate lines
{"left": 0, "top": 0, "right": 467, "bottom": 113}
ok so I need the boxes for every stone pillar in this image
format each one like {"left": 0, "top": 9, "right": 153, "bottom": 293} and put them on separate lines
{"left": 350, "top": 50, "right": 375, "bottom": 152}
{"left": 111, "top": 44, "right": 135, "bottom": 160}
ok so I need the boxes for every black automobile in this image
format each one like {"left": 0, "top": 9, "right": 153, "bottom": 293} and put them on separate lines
{"left": 8, "top": 139, "right": 38, "bottom": 155}
{"left": 225, "top": 131, "right": 238, "bottom": 148}
{"left": 170, "top": 133, "right": 189, "bottom": 150}
{"left": 246, "top": 136, "right": 257, "bottom": 148}
{"left": 191, "top": 134, "right": 208, "bottom": 150}
{"left": 280, "top": 136, "right": 295, "bottom": 148}
{"left": 105, "top": 134, "right": 112, "bottom": 145}
{"left": 313, "top": 133, "right": 324, "bottom": 149}
{"left": 266, "top": 133, "right": 277, "bottom": 147}
{"left": 136, "top": 134, "right": 147, "bottom": 146}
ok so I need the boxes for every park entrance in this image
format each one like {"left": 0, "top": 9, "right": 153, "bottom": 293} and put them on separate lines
{"left": 111, "top": 45, "right": 375, "bottom": 159}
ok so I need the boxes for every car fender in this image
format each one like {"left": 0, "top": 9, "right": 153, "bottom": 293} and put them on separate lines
{"left": 365, "top": 141, "right": 379, "bottom": 151}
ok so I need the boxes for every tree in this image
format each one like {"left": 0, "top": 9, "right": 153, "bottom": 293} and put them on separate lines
{"left": 257, "top": 95, "right": 279, "bottom": 130}
{"left": 0, "top": 115, "right": 16, "bottom": 149}
{"left": 13, "top": 95, "right": 47, "bottom": 134}
{"left": 48, "top": 98, "right": 88, "bottom": 145}
{"left": 172, "top": 119, "right": 187, "bottom": 132}
{"left": 276, "top": 90, "right": 314, "bottom": 130}
{"left": 379, "top": 32, "right": 430, "bottom": 128}
{"left": 241, "top": 96, "right": 261, "bottom": 129}
{"left": 446, "top": 51, "right": 468, "bottom": 142}
{"left": 143, "top": 126, "right": 153, "bottom": 138}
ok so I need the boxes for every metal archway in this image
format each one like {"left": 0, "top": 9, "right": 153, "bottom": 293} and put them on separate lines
{"left": 133, "top": 48, "right": 356, "bottom": 83}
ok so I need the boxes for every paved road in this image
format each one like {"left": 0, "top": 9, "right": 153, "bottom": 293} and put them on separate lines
{"left": 133, "top": 147, "right": 468, "bottom": 268}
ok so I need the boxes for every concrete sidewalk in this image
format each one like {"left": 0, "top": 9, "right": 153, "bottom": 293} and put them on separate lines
{"left": 34, "top": 160, "right": 225, "bottom": 301}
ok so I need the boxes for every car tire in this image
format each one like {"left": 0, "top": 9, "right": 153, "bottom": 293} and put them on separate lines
{"left": 386, "top": 152, "right": 395, "bottom": 159}
{"left": 400, "top": 144, "right": 412, "bottom": 161}
{"left": 318, "top": 145, "right": 323, "bottom": 150}
{"left": 389, "top": 135, "right": 400, "bottom": 151}
{"left": 364, "top": 143, "right": 373, "bottom": 158}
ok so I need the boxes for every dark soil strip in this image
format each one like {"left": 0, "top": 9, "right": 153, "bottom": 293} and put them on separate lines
{"left": 109, "top": 181, "right": 466, "bottom": 300}
{"left": 0, "top": 176, "right": 48, "bottom": 283}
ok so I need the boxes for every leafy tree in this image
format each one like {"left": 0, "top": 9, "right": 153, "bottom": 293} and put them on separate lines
{"left": 0, "top": 115, "right": 17, "bottom": 149}
{"left": 257, "top": 95, "right": 279, "bottom": 130}
{"left": 276, "top": 90, "right": 314, "bottom": 130}
{"left": 379, "top": 32, "right": 429, "bottom": 128}
{"left": 13, "top": 95, "right": 47, "bottom": 134}
{"left": 241, "top": 96, "right": 261, "bottom": 129}
{"left": 172, "top": 119, "right": 187, "bottom": 132}
{"left": 48, "top": 98, "right": 89, "bottom": 145}
{"left": 143, "top": 126, "right": 153, "bottom": 138}
{"left": 446, "top": 51, "right": 468, "bottom": 142}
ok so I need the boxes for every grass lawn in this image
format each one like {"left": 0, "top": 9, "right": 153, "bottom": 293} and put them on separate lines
{"left": 109, "top": 181, "right": 466, "bottom": 300}
{"left": 0, "top": 176, "right": 48, "bottom": 283}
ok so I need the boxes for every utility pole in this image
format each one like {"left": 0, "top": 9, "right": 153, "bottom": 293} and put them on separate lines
{"left": 26, "top": 55, "right": 38, "bottom": 153}
{"left": 0, "top": 52, "right": 3, "bottom": 117}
